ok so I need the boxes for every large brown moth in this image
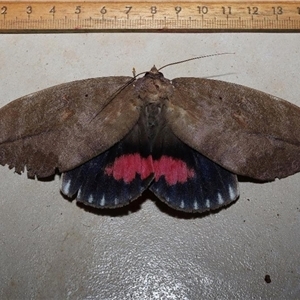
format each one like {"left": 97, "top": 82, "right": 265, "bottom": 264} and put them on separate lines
{"left": 1, "top": 59, "right": 300, "bottom": 213}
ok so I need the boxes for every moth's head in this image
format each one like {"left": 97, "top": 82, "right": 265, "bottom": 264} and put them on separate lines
{"left": 143, "top": 66, "right": 164, "bottom": 79}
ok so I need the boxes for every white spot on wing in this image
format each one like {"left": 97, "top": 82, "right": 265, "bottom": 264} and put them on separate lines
{"left": 205, "top": 199, "right": 210, "bottom": 208}
{"left": 228, "top": 185, "right": 236, "bottom": 200}
{"left": 78, "top": 188, "right": 82, "bottom": 198}
{"left": 100, "top": 196, "right": 105, "bottom": 206}
{"left": 62, "top": 179, "right": 71, "bottom": 194}
{"left": 193, "top": 200, "right": 198, "bottom": 210}
{"left": 218, "top": 193, "right": 224, "bottom": 205}
{"left": 88, "top": 195, "right": 93, "bottom": 203}
{"left": 180, "top": 200, "right": 185, "bottom": 209}
{"left": 114, "top": 198, "right": 119, "bottom": 205}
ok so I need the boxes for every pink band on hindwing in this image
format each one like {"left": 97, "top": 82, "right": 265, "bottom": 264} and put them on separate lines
{"left": 153, "top": 155, "right": 195, "bottom": 185}
{"left": 105, "top": 154, "right": 153, "bottom": 183}
{"left": 105, "top": 153, "right": 195, "bottom": 185}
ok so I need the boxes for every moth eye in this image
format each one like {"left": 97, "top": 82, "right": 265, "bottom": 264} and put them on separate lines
{"left": 85, "top": 94, "right": 89, "bottom": 98}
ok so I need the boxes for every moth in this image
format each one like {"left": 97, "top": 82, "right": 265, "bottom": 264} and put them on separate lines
{"left": 1, "top": 64, "right": 300, "bottom": 213}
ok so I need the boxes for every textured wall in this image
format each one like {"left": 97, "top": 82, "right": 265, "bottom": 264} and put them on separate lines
{"left": 0, "top": 34, "right": 299, "bottom": 299}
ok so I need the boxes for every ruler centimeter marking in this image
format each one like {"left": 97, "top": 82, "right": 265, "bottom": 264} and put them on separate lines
{"left": 1, "top": 1, "right": 300, "bottom": 31}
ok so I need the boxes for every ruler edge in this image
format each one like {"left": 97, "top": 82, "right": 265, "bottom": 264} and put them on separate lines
{"left": 1, "top": 0, "right": 300, "bottom": 31}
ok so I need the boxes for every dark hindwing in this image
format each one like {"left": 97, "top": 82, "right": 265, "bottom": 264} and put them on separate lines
{"left": 150, "top": 128, "right": 239, "bottom": 212}
{"left": 61, "top": 122, "right": 154, "bottom": 208}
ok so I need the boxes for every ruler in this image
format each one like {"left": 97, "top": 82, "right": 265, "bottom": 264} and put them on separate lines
{"left": 1, "top": 1, "right": 300, "bottom": 31}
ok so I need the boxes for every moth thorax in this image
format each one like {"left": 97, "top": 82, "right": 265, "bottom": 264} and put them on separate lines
{"left": 150, "top": 78, "right": 173, "bottom": 101}
{"left": 136, "top": 76, "right": 174, "bottom": 103}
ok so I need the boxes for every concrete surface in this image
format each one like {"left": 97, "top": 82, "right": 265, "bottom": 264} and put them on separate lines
{"left": 0, "top": 34, "right": 299, "bottom": 299}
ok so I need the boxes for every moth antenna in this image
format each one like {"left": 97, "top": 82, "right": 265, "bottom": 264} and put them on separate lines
{"left": 103, "top": 65, "right": 149, "bottom": 100}
{"left": 90, "top": 54, "right": 234, "bottom": 123}
{"left": 158, "top": 52, "right": 235, "bottom": 72}
{"left": 88, "top": 72, "right": 144, "bottom": 124}
{"left": 133, "top": 70, "right": 147, "bottom": 78}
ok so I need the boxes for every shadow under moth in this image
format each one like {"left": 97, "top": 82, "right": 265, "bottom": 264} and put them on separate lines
{"left": 1, "top": 63, "right": 300, "bottom": 213}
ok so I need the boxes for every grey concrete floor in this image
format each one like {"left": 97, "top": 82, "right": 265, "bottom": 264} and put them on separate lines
{"left": 0, "top": 33, "right": 300, "bottom": 299}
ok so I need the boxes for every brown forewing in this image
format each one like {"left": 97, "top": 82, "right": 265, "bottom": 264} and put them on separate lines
{"left": 0, "top": 77, "right": 141, "bottom": 178}
{"left": 167, "top": 78, "right": 300, "bottom": 181}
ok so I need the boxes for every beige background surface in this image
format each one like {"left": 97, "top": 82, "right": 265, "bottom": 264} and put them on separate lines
{"left": 0, "top": 33, "right": 300, "bottom": 299}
